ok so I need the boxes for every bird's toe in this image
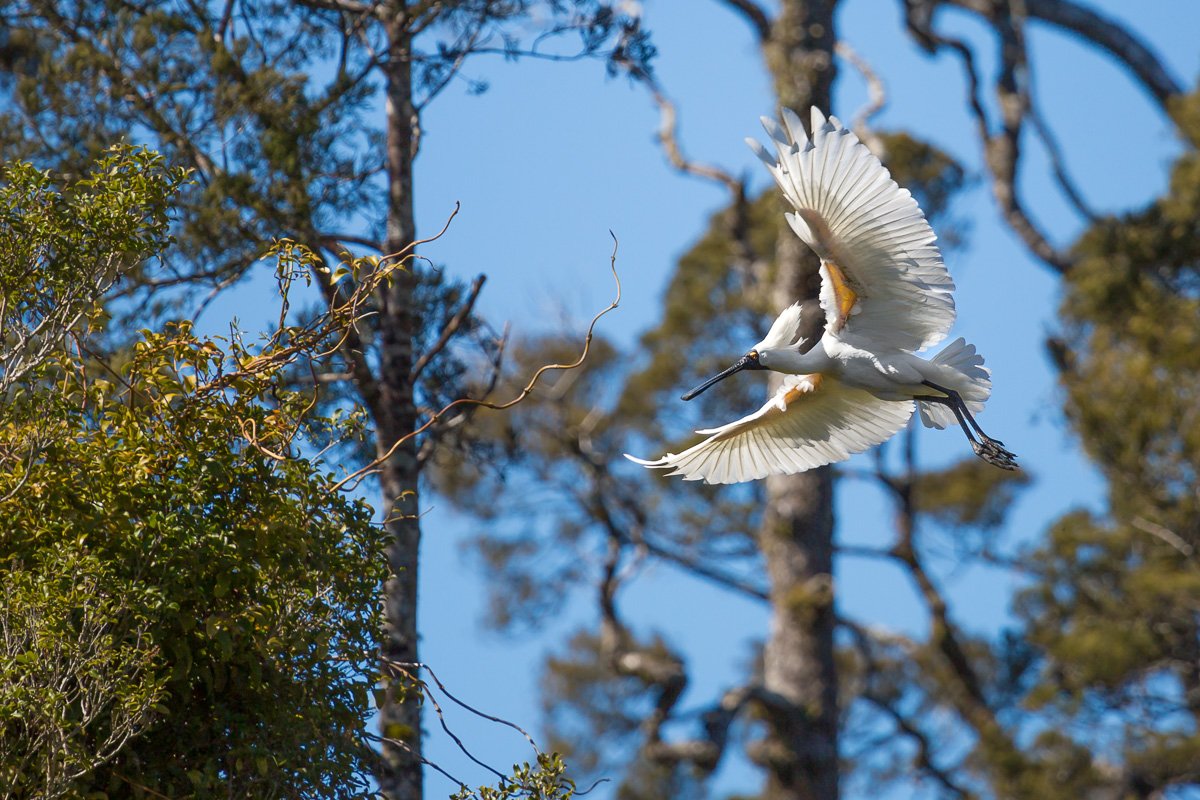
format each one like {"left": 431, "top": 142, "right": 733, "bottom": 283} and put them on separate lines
{"left": 973, "top": 440, "right": 1019, "bottom": 470}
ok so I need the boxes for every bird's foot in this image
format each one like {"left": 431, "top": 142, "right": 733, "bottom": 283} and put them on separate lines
{"left": 972, "top": 437, "right": 1018, "bottom": 470}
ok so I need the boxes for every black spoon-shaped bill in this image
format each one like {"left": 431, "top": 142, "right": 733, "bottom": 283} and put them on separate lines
{"left": 681, "top": 352, "right": 766, "bottom": 401}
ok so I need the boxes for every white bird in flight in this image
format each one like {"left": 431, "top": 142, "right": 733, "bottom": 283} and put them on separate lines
{"left": 627, "top": 108, "right": 1017, "bottom": 484}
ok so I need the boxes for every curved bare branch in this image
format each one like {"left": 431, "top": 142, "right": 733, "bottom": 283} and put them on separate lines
{"left": 1018, "top": 0, "right": 1181, "bottom": 108}
{"left": 715, "top": 0, "right": 773, "bottom": 42}
{"left": 904, "top": 0, "right": 1184, "bottom": 274}
{"left": 904, "top": 0, "right": 1074, "bottom": 273}
{"left": 835, "top": 40, "right": 888, "bottom": 153}
{"left": 644, "top": 79, "right": 744, "bottom": 195}
{"left": 917, "top": 0, "right": 1182, "bottom": 110}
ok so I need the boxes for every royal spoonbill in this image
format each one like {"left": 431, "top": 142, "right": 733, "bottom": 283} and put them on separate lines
{"left": 626, "top": 108, "right": 1017, "bottom": 484}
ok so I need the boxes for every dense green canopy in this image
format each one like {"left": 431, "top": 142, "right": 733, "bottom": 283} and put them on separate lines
{"left": 0, "top": 148, "right": 386, "bottom": 798}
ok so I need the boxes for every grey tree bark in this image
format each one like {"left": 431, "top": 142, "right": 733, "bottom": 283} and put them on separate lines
{"left": 755, "top": 3, "right": 842, "bottom": 798}
{"left": 376, "top": 8, "right": 424, "bottom": 799}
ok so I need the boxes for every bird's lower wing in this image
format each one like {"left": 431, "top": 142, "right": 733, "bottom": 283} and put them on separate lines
{"left": 625, "top": 375, "right": 914, "bottom": 485}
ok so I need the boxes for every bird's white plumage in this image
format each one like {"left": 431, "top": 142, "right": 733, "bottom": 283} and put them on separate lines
{"left": 625, "top": 374, "right": 915, "bottom": 485}
{"left": 756, "top": 302, "right": 806, "bottom": 350}
{"left": 747, "top": 108, "right": 956, "bottom": 352}
{"left": 917, "top": 337, "right": 989, "bottom": 428}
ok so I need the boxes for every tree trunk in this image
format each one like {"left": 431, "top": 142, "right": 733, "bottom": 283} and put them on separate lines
{"left": 755, "top": 3, "right": 840, "bottom": 799}
{"left": 377, "top": 8, "right": 424, "bottom": 799}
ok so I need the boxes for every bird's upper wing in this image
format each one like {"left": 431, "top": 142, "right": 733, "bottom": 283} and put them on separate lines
{"left": 748, "top": 108, "right": 956, "bottom": 352}
{"left": 625, "top": 374, "right": 914, "bottom": 485}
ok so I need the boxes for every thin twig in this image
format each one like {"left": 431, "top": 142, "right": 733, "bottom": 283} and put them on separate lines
{"left": 365, "top": 731, "right": 468, "bottom": 790}
{"left": 1131, "top": 517, "right": 1194, "bottom": 557}
{"left": 422, "top": 674, "right": 508, "bottom": 782}
{"left": 331, "top": 233, "right": 621, "bottom": 494}
{"left": 574, "top": 777, "right": 613, "bottom": 796}
{"left": 387, "top": 660, "right": 540, "bottom": 751}
{"left": 905, "top": 0, "right": 1075, "bottom": 273}
{"left": 841, "top": 619, "right": 974, "bottom": 798}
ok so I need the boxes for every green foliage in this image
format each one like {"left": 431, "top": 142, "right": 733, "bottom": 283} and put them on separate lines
{"left": 0, "top": 154, "right": 387, "bottom": 797}
{"left": 0, "top": 551, "right": 162, "bottom": 799}
{"left": 0, "top": 0, "right": 651, "bottom": 326}
{"left": 0, "top": 143, "right": 178, "bottom": 285}
{"left": 0, "top": 145, "right": 185, "bottom": 391}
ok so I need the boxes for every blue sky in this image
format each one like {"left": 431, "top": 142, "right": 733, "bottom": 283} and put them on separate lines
{"left": 207, "top": 1, "right": 1199, "bottom": 797}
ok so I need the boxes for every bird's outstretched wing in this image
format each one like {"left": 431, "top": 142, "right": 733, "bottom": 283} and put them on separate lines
{"left": 625, "top": 374, "right": 914, "bottom": 484}
{"left": 748, "top": 108, "right": 956, "bottom": 352}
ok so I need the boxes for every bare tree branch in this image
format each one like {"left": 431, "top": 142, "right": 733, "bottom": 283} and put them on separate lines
{"left": 307, "top": 251, "right": 383, "bottom": 418}
{"left": 588, "top": 484, "right": 767, "bottom": 777}
{"left": 987, "top": 2, "right": 1077, "bottom": 270}
{"left": 905, "top": 0, "right": 1186, "bottom": 273}
{"left": 638, "top": 538, "right": 770, "bottom": 601}
{"left": 214, "top": 0, "right": 236, "bottom": 43}
{"left": 320, "top": 232, "right": 385, "bottom": 253}
{"left": 858, "top": 428, "right": 1033, "bottom": 787}
{"left": 949, "top": 0, "right": 1184, "bottom": 109}
{"left": 410, "top": 273, "right": 486, "bottom": 383}
{"left": 415, "top": 321, "right": 508, "bottom": 468}
{"left": 914, "top": 0, "right": 1182, "bottom": 110}
{"left": 294, "top": 0, "right": 372, "bottom": 16}
{"left": 630, "top": 69, "right": 767, "bottom": 294}
{"left": 1131, "top": 516, "right": 1194, "bottom": 557}
{"left": 644, "top": 79, "right": 743, "bottom": 195}
{"left": 904, "top": 0, "right": 1074, "bottom": 273}
{"left": 1026, "top": 100, "right": 1099, "bottom": 222}
{"left": 332, "top": 234, "right": 621, "bottom": 494}
{"left": 643, "top": 684, "right": 762, "bottom": 772}
{"left": 714, "top": 0, "right": 773, "bottom": 43}
{"left": 835, "top": 40, "right": 888, "bottom": 153}
{"left": 842, "top": 619, "right": 975, "bottom": 799}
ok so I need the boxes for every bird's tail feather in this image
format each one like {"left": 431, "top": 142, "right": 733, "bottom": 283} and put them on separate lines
{"left": 917, "top": 337, "right": 991, "bottom": 429}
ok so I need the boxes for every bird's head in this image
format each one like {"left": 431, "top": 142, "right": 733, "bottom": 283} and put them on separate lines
{"left": 681, "top": 304, "right": 807, "bottom": 401}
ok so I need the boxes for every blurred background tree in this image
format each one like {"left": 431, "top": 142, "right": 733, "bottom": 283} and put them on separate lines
{"left": 431, "top": 3, "right": 1200, "bottom": 799}
{"left": 1013, "top": 86, "right": 1200, "bottom": 797}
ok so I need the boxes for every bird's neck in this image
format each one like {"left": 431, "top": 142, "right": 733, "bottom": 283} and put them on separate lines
{"left": 769, "top": 343, "right": 830, "bottom": 375}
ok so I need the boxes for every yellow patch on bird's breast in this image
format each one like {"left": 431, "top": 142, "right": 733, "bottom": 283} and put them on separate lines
{"left": 783, "top": 373, "right": 823, "bottom": 405}
{"left": 823, "top": 260, "right": 858, "bottom": 332}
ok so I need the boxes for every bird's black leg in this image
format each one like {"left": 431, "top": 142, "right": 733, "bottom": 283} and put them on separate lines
{"left": 920, "top": 394, "right": 980, "bottom": 446}
{"left": 921, "top": 381, "right": 1000, "bottom": 443}
{"left": 920, "top": 381, "right": 1018, "bottom": 470}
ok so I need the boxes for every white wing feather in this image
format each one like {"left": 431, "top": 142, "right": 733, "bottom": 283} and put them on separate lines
{"left": 748, "top": 108, "right": 956, "bottom": 352}
{"left": 625, "top": 375, "right": 914, "bottom": 485}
